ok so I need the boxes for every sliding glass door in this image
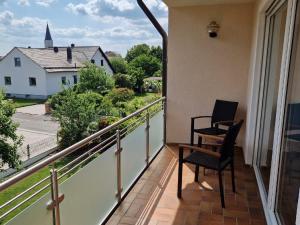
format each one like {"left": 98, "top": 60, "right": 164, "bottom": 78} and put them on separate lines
{"left": 256, "top": 1, "right": 287, "bottom": 196}
{"left": 276, "top": 1, "right": 300, "bottom": 224}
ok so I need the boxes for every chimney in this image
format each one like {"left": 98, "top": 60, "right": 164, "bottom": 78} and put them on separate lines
{"left": 54, "top": 47, "right": 59, "bottom": 53}
{"left": 71, "top": 43, "right": 75, "bottom": 48}
{"left": 67, "top": 47, "right": 72, "bottom": 61}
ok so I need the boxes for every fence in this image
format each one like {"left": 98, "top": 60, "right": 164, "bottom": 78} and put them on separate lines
{"left": 0, "top": 97, "right": 166, "bottom": 225}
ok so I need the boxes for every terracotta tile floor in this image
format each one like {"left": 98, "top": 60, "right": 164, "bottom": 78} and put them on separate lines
{"left": 106, "top": 145, "right": 267, "bottom": 225}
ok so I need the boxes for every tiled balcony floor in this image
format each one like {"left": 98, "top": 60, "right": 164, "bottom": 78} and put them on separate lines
{"left": 107, "top": 145, "right": 267, "bottom": 225}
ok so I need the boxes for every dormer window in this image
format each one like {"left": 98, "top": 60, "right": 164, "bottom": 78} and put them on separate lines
{"left": 14, "top": 57, "right": 21, "bottom": 67}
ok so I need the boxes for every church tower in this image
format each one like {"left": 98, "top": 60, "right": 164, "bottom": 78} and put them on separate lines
{"left": 44, "top": 23, "right": 53, "bottom": 48}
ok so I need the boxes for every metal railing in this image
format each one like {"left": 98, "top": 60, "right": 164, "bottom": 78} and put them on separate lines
{"left": 0, "top": 97, "right": 166, "bottom": 225}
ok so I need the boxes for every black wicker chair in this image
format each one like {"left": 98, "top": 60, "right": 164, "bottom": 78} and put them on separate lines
{"left": 190, "top": 100, "right": 238, "bottom": 146}
{"left": 178, "top": 120, "right": 244, "bottom": 208}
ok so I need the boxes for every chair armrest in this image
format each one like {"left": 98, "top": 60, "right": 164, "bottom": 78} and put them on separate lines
{"left": 214, "top": 120, "right": 235, "bottom": 126}
{"left": 179, "top": 144, "right": 221, "bottom": 158}
{"left": 198, "top": 133, "right": 225, "bottom": 142}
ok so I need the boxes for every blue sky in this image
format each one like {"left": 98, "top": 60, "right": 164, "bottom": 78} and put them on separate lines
{"left": 0, "top": 0, "right": 168, "bottom": 56}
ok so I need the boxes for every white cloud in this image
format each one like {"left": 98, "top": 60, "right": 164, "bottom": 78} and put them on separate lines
{"left": 66, "top": 0, "right": 100, "bottom": 16}
{"left": 0, "top": 11, "right": 14, "bottom": 25}
{"left": 18, "top": 0, "right": 30, "bottom": 6}
{"left": 144, "top": 0, "right": 167, "bottom": 11}
{"left": 103, "top": 0, "right": 135, "bottom": 11}
{"left": 35, "top": 0, "right": 55, "bottom": 7}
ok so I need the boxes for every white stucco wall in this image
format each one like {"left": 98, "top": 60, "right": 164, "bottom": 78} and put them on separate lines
{"left": 166, "top": 3, "right": 254, "bottom": 152}
{"left": 92, "top": 50, "right": 114, "bottom": 75}
{"left": 0, "top": 48, "right": 47, "bottom": 98}
{"left": 46, "top": 72, "right": 78, "bottom": 96}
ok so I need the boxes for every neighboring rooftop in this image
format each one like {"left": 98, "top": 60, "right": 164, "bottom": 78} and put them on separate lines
{"left": 16, "top": 46, "right": 113, "bottom": 73}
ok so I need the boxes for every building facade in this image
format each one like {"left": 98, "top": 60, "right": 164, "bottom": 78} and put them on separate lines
{"left": 0, "top": 25, "right": 114, "bottom": 99}
{"left": 164, "top": 0, "right": 300, "bottom": 224}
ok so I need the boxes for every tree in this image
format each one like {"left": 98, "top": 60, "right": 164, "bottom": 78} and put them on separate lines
{"left": 150, "top": 46, "right": 162, "bottom": 62}
{"left": 129, "top": 54, "right": 161, "bottom": 77}
{"left": 128, "top": 66, "right": 145, "bottom": 93}
{"left": 125, "top": 44, "right": 150, "bottom": 63}
{"left": 77, "top": 63, "right": 114, "bottom": 94}
{"left": 0, "top": 91, "right": 23, "bottom": 168}
{"left": 113, "top": 73, "right": 135, "bottom": 89}
{"left": 53, "top": 90, "right": 103, "bottom": 148}
{"left": 110, "top": 57, "right": 127, "bottom": 74}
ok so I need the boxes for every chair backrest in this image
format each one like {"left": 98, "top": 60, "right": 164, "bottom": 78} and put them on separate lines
{"left": 219, "top": 120, "right": 244, "bottom": 161}
{"left": 211, "top": 100, "right": 239, "bottom": 126}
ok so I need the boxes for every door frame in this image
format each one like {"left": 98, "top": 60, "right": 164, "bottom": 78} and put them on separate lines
{"left": 252, "top": 0, "right": 298, "bottom": 224}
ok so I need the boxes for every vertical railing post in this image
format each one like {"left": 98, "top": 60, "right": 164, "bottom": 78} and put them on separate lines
{"left": 145, "top": 111, "right": 150, "bottom": 165}
{"left": 50, "top": 169, "right": 61, "bottom": 225}
{"left": 27, "top": 145, "right": 31, "bottom": 159}
{"left": 115, "top": 129, "right": 123, "bottom": 202}
{"left": 163, "top": 99, "right": 167, "bottom": 145}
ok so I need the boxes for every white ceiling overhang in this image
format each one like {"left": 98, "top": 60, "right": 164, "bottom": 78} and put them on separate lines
{"left": 163, "top": 0, "right": 256, "bottom": 7}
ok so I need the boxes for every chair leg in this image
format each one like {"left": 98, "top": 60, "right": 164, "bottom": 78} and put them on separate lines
{"left": 177, "top": 148, "right": 183, "bottom": 199}
{"left": 230, "top": 161, "right": 236, "bottom": 193}
{"left": 194, "top": 165, "right": 200, "bottom": 182}
{"left": 218, "top": 170, "right": 225, "bottom": 208}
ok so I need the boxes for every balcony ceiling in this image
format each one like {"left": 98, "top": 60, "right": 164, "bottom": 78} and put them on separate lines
{"left": 163, "top": 0, "right": 256, "bottom": 7}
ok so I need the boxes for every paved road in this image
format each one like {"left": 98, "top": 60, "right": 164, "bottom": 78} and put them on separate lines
{"left": 13, "top": 112, "right": 59, "bottom": 135}
{"left": 12, "top": 108, "right": 60, "bottom": 162}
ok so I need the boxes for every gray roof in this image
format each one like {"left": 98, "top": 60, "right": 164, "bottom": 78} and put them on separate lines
{"left": 17, "top": 46, "right": 101, "bottom": 73}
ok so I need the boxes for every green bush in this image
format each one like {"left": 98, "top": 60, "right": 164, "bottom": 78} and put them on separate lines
{"left": 113, "top": 73, "right": 135, "bottom": 89}
{"left": 110, "top": 57, "right": 127, "bottom": 74}
{"left": 143, "top": 80, "right": 162, "bottom": 93}
{"left": 107, "top": 88, "right": 134, "bottom": 105}
{"left": 47, "top": 89, "right": 71, "bottom": 110}
{"left": 77, "top": 63, "right": 114, "bottom": 94}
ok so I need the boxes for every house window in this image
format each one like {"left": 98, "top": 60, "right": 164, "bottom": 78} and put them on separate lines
{"left": 73, "top": 75, "right": 77, "bottom": 84}
{"left": 14, "top": 57, "right": 21, "bottom": 67}
{"left": 61, "top": 76, "right": 67, "bottom": 85}
{"left": 101, "top": 59, "right": 104, "bottom": 66}
{"left": 29, "top": 77, "right": 36, "bottom": 86}
{"left": 4, "top": 76, "right": 11, "bottom": 85}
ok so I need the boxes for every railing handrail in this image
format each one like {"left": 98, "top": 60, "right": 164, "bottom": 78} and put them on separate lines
{"left": 0, "top": 97, "right": 166, "bottom": 192}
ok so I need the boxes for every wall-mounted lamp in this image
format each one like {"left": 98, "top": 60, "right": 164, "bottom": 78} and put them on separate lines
{"left": 207, "top": 21, "right": 220, "bottom": 38}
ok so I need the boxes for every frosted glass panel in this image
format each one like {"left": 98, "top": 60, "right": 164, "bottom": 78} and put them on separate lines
{"left": 59, "top": 144, "right": 117, "bottom": 225}
{"left": 6, "top": 193, "right": 52, "bottom": 225}
{"left": 149, "top": 110, "right": 164, "bottom": 159}
{"left": 121, "top": 123, "right": 147, "bottom": 193}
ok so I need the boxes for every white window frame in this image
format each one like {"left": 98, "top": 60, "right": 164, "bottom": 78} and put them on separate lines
{"left": 250, "top": 0, "right": 299, "bottom": 224}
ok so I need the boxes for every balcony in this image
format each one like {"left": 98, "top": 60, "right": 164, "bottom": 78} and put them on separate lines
{"left": 106, "top": 145, "right": 266, "bottom": 225}
{"left": 0, "top": 98, "right": 266, "bottom": 225}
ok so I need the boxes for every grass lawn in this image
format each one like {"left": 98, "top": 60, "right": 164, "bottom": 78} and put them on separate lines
{"left": 10, "top": 99, "right": 45, "bottom": 108}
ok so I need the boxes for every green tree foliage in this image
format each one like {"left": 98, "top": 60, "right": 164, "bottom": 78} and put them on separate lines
{"left": 127, "top": 66, "right": 145, "bottom": 93}
{"left": 0, "top": 91, "right": 23, "bottom": 168}
{"left": 150, "top": 46, "right": 162, "bottom": 61}
{"left": 77, "top": 63, "right": 114, "bottom": 94}
{"left": 107, "top": 88, "right": 134, "bottom": 105}
{"left": 53, "top": 90, "right": 103, "bottom": 148}
{"left": 125, "top": 44, "right": 150, "bottom": 63}
{"left": 110, "top": 57, "right": 127, "bottom": 74}
{"left": 129, "top": 54, "right": 161, "bottom": 77}
{"left": 113, "top": 73, "right": 135, "bottom": 89}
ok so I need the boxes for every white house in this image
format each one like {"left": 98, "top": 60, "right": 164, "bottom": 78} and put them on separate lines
{"left": 0, "top": 25, "right": 115, "bottom": 99}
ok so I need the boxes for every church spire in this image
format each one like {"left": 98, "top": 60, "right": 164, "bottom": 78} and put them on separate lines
{"left": 44, "top": 23, "right": 53, "bottom": 48}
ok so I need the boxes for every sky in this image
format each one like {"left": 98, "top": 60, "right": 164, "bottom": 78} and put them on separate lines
{"left": 0, "top": 0, "right": 168, "bottom": 56}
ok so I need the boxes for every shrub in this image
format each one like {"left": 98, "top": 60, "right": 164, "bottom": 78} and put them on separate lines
{"left": 77, "top": 63, "right": 114, "bottom": 94}
{"left": 143, "top": 80, "right": 162, "bottom": 93}
{"left": 107, "top": 88, "right": 134, "bottom": 105}
{"left": 47, "top": 88, "right": 70, "bottom": 110}
{"left": 113, "top": 73, "right": 135, "bottom": 89}
{"left": 110, "top": 57, "right": 127, "bottom": 74}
